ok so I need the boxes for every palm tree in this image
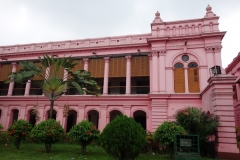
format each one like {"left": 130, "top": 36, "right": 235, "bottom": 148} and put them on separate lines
{"left": 5, "top": 54, "right": 100, "bottom": 118}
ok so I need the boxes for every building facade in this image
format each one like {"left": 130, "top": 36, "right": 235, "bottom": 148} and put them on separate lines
{"left": 0, "top": 5, "right": 239, "bottom": 157}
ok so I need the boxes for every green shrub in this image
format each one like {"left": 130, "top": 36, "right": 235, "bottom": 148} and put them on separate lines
{"left": 7, "top": 119, "right": 32, "bottom": 149}
{"left": 0, "top": 123, "right": 3, "bottom": 130}
{"left": 100, "top": 115, "right": 146, "bottom": 160}
{"left": 68, "top": 120, "right": 100, "bottom": 154}
{"left": 175, "top": 107, "right": 219, "bottom": 156}
{"left": 31, "top": 119, "right": 64, "bottom": 152}
{"left": 0, "top": 131, "right": 13, "bottom": 144}
{"left": 154, "top": 121, "right": 187, "bottom": 156}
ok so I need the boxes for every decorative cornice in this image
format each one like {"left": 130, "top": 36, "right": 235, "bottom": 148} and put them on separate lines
{"left": 151, "top": 51, "right": 158, "bottom": 57}
{"left": 205, "top": 45, "right": 222, "bottom": 53}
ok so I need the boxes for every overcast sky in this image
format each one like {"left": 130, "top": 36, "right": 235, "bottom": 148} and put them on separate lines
{"left": 0, "top": 0, "right": 239, "bottom": 68}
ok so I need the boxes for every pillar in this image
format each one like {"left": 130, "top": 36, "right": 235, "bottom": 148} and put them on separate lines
{"left": 7, "top": 62, "right": 17, "bottom": 96}
{"left": 83, "top": 58, "right": 89, "bottom": 71}
{"left": 206, "top": 47, "right": 214, "bottom": 69}
{"left": 24, "top": 80, "right": 31, "bottom": 96}
{"left": 103, "top": 57, "right": 109, "bottom": 95}
{"left": 159, "top": 50, "right": 166, "bottom": 92}
{"left": 199, "top": 66, "right": 209, "bottom": 90}
{"left": 214, "top": 46, "right": 223, "bottom": 67}
{"left": 207, "top": 75, "right": 239, "bottom": 157}
{"left": 148, "top": 54, "right": 152, "bottom": 92}
{"left": 151, "top": 51, "right": 158, "bottom": 93}
{"left": 125, "top": 56, "right": 131, "bottom": 95}
{"left": 77, "top": 105, "right": 85, "bottom": 123}
{"left": 99, "top": 104, "right": 107, "bottom": 132}
{"left": 124, "top": 105, "right": 131, "bottom": 117}
{"left": 184, "top": 67, "right": 189, "bottom": 93}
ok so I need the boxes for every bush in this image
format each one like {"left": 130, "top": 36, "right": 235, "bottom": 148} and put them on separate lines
{"left": 0, "top": 131, "right": 13, "bottom": 144}
{"left": 0, "top": 123, "right": 3, "bottom": 130}
{"left": 68, "top": 120, "right": 100, "bottom": 154}
{"left": 175, "top": 107, "right": 219, "bottom": 156}
{"left": 100, "top": 115, "right": 146, "bottom": 160}
{"left": 7, "top": 119, "right": 32, "bottom": 149}
{"left": 31, "top": 119, "right": 64, "bottom": 152}
{"left": 153, "top": 121, "right": 187, "bottom": 156}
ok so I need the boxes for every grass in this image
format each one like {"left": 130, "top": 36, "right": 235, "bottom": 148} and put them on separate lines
{"left": 0, "top": 143, "right": 170, "bottom": 160}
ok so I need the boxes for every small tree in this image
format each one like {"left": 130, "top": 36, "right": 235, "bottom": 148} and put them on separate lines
{"left": 31, "top": 119, "right": 64, "bottom": 152}
{"left": 154, "top": 121, "right": 187, "bottom": 156}
{"left": 175, "top": 107, "right": 219, "bottom": 156}
{"left": 0, "top": 123, "right": 3, "bottom": 130}
{"left": 100, "top": 115, "right": 146, "bottom": 160}
{"left": 7, "top": 120, "right": 32, "bottom": 149}
{"left": 68, "top": 120, "right": 100, "bottom": 154}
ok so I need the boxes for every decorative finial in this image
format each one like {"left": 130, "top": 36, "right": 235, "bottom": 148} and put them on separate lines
{"left": 204, "top": 4, "right": 216, "bottom": 18}
{"left": 152, "top": 11, "right": 163, "bottom": 23}
{"left": 206, "top": 4, "right": 212, "bottom": 12}
{"left": 155, "top": 11, "right": 160, "bottom": 17}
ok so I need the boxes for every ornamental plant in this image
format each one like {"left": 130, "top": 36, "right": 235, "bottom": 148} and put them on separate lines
{"left": 175, "top": 107, "right": 219, "bottom": 156}
{"left": 31, "top": 119, "right": 64, "bottom": 152}
{"left": 153, "top": 121, "right": 187, "bottom": 156}
{"left": 68, "top": 120, "right": 100, "bottom": 154}
{"left": 7, "top": 119, "right": 32, "bottom": 149}
{"left": 0, "top": 123, "right": 3, "bottom": 130}
{"left": 100, "top": 115, "right": 146, "bottom": 160}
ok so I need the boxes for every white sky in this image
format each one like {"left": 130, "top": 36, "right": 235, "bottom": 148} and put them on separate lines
{"left": 0, "top": 0, "right": 239, "bottom": 68}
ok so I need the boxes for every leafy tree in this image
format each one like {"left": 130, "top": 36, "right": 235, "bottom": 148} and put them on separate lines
{"left": 174, "top": 107, "right": 219, "bottom": 156}
{"left": 31, "top": 119, "right": 64, "bottom": 152}
{"left": 100, "top": 115, "right": 146, "bottom": 160}
{"left": 153, "top": 121, "right": 187, "bottom": 156}
{"left": 5, "top": 54, "right": 100, "bottom": 118}
{"left": 68, "top": 120, "right": 100, "bottom": 154}
{"left": 7, "top": 120, "right": 32, "bottom": 149}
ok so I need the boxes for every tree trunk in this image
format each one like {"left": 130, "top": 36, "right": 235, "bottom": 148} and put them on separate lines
{"left": 45, "top": 142, "right": 52, "bottom": 153}
{"left": 81, "top": 144, "right": 87, "bottom": 155}
{"left": 49, "top": 93, "right": 54, "bottom": 119}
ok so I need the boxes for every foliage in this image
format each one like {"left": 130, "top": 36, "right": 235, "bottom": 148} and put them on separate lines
{"left": 100, "top": 115, "right": 146, "bottom": 160}
{"left": 7, "top": 119, "right": 32, "bottom": 149}
{"left": 154, "top": 121, "right": 187, "bottom": 149}
{"left": 0, "top": 131, "right": 13, "bottom": 144}
{"left": 142, "top": 130, "right": 161, "bottom": 154}
{"left": 0, "top": 123, "right": 3, "bottom": 130}
{"left": 5, "top": 54, "right": 100, "bottom": 118}
{"left": 31, "top": 119, "right": 64, "bottom": 152}
{"left": 0, "top": 143, "right": 172, "bottom": 160}
{"left": 68, "top": 120, "right": 100, "bottom": 154}
{"left": 174, "top": 107, "right": 219, "bottom": 156}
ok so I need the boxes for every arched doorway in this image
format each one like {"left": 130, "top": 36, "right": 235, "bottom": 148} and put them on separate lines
{"left": 133, "top": 110, "right": 146, "bottom": 130}
{"left": 28, "top": 109, "right": 36, "bottom": 127}
{"left": 88, "top": 110, "right": 99, "bottom": 129}
{"left": 10, "top": 109, "right": 19, "bottom": 125}
{"left": 46, "top": 110, "right": 57, "bottom": 120}
{"left": 188, "top": 62, "right": 200, "bottom": 93}
{"left": 174, "top": 62, "right": 185, "bottom": 93}
{"left": 66, "top": 110, "right": 77, "bottom": 132}
{"left": 110, "top": 110, "right": 122, "bottom": 122}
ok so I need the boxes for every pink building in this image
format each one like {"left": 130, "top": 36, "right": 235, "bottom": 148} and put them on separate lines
{"left": 226, "top": 52, "right": 240, "bottom": 129}
{"left": 0, "top": 5, "right": 239, "bottom": 158}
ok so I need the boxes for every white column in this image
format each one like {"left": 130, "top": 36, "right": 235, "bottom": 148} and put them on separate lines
{"left": 24, "top": 80, "right": 31, "bottom": 96}
{"left": 103, "top": 57, "right": 110, "bottom": 95}
{"left": 151, "top": 51, "right": 159, "bottom": 93}
{"left": 159, "top": 50, "right": 166, "bottom": 92}
{"left": 83, "top": 58, "right": 89, "bottom": 71}
{"left": 148, "top": 54, "right": 152, "bottom": 92}
{"left": 125, "top": 56, "right": 132, "bottom": 95}
{"left": 184, "top": 67, "right": 189, "bottom": 93}
{"left": 7, "top": 62, "right": 17, "bottom": 96}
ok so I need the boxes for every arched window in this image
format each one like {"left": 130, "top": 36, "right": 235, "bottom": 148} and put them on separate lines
{"left": 174, "top": 63, "right": 185, "bottom": 93}
{"left": 188, "top": 62, "right": 200, "bottom": 93}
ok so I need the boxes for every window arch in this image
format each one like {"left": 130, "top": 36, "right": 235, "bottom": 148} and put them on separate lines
{"left": 174, "top": 63, "right": 185, "bottom": 93}
{"left": 188, "top": 62, "right": 200, "bottom": 93}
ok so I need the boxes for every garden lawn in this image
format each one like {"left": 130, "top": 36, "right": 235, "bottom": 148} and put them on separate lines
{"left": 0, "top": 143, "right": 170, "bottom": 160}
